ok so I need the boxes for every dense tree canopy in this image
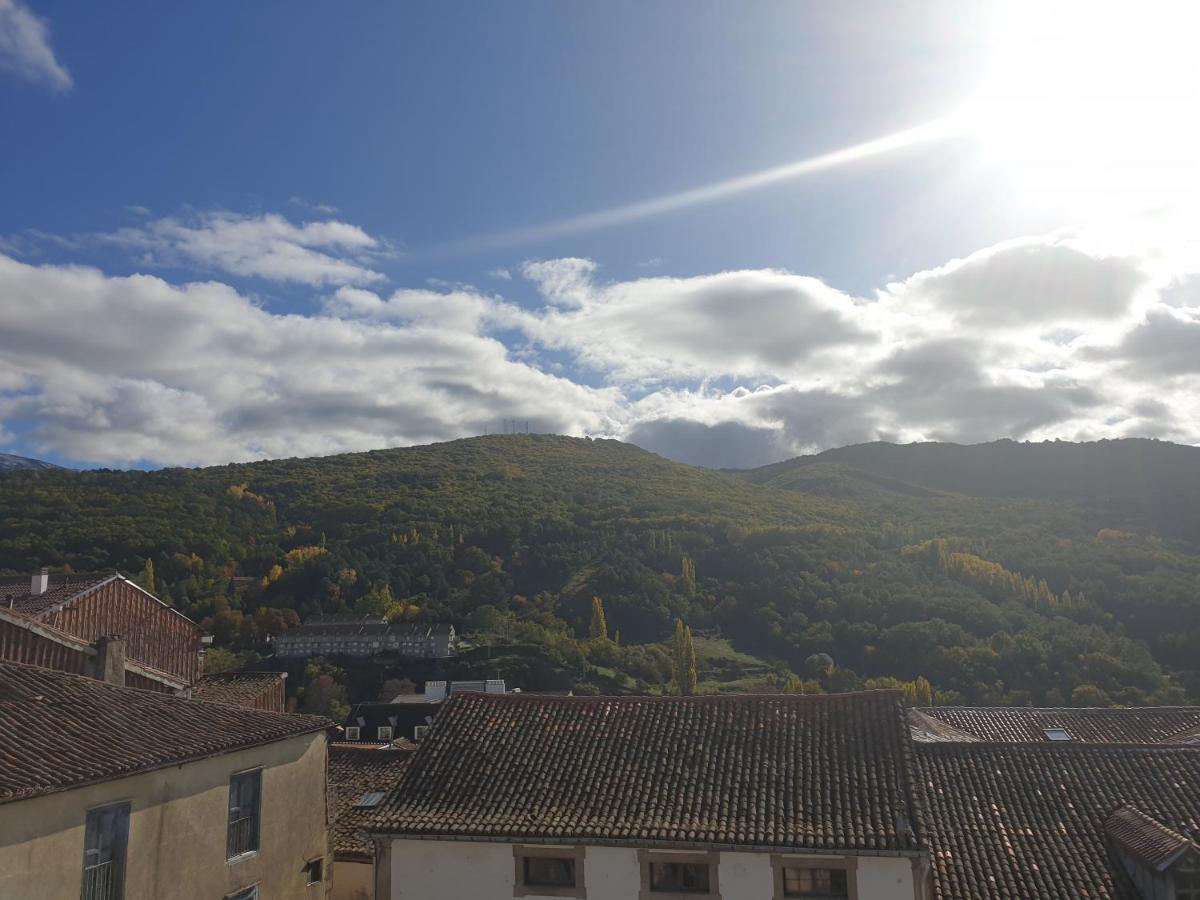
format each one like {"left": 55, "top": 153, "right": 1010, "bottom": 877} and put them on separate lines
{"left": 1, "top": 434, "right": 1197, "bottom": 705}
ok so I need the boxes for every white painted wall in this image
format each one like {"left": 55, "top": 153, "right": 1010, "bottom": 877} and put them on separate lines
{"left": 386, "top": 838, "right": 917, "bottom": 900}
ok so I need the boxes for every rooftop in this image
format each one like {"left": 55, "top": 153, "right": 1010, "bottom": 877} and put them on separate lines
{"left": 0, "top": 572, "right": 115, "bottom": 619}
{"left": 914, "top": 705, "right": 1200, "bottom": 744}
{"left": 328, "top": 744, "right": 415, "bottom": 860}
{"left": 1106, "top": 804, "right": 1200, "bottom": 872}
{"left": 916, "top": 741, "right": 1200, "bottom": 899}
{"left": 192, "top": 671, "right": 287, "bottom": 710}
{"left": 369, "top": 690, "right": 923, "bottom": 853}
{"left": 0, "top": 661, "right": 329, "bottom": 805}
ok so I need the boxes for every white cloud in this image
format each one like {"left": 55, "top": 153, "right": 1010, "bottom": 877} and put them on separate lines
{"left": 105, "top": 211, "right": 387, "bottom": 286}
{"left": 0, "top": 254, "right": 616, "bottom": 466}
{"left": 516, "top": 263, "right": 872, "bottom": 382}
{"left": 3, "top": 226, "right": 1199, "bottom": 469}
{"left": 488, "top": 268, "right": 512, "bottom": 281}
{"left": 0, "top": 0, "right": 71, "bottom": 90}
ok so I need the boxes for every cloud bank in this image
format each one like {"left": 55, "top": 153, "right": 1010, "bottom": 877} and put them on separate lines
{"left": 0, "top": 0, "right": 71, "bottom": 90}
{"left": 1, "top": 215, "right": 1198, "bottom": 469}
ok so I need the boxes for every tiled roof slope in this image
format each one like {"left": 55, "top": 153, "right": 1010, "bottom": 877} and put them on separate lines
{"left": 916, "top": 705, "right": 1200, "bottom": 744}
{"left": 193, "top": 671, "right": 286, "bottom": 711}
{"left": 0, "top": 573, "right": 114, "bottom": 618}
{"left": 916, "top": 743, "right": 1200, "bottom": 899}
{"left": 371, "top": 691, "right": 923, "bottom": 853}
{"left": 0, "top": 661, "right": 329, "bottom": 804}
{"left": 1106, "top": 804, "right": 1200, "bottom": 871}
{"left": 329, "top": 745, "right": 414, "bottom": 859}
{"left": 1163, "top": 724, "right": 1200, "bottom": 745}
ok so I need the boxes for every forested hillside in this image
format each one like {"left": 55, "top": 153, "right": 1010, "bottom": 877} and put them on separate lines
{"left": 1, "top": 435, "right": 1198, "bottom": 706}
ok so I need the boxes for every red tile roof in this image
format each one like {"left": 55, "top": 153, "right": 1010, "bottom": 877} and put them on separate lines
{"left": 193, "top": 671, "right": 287, "bottom": 711}
{"left": 0, "top": 573, "right": 114, "bottom": 618}
{"left": 0, "top": 661, "right": 329, "bottom": 805}
{"left": 1106, "top": 804, "right": 1200, "bottom": 872}
{"left": 370, "top": 691, "right": 924, "bottom": 853}
{"left": 915, "top": 705, "right": 1200, "bottom": 744}
{"left": 329, "top": 745, "right": 414, "bottom": 860}
{"left": 916, "top": 742, "right": 1200, "bottom": 899}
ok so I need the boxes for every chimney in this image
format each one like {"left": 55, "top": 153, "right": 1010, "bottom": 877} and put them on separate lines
{"left": 424, "top": 680, "right": 447, "bottom": 703}
{"left": 94, "top": 635, "right": 126, "bottom": 686}
{"left": 30, "top": 567, "right": 49, "bottom": 596}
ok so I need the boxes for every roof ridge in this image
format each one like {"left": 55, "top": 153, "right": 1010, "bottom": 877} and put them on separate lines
{"left": 446, "top": 688, "right": 906, "bottom": 705}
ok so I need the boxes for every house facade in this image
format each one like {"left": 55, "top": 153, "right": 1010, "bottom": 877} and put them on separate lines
{"left": 0, "top": 569, "right": 206, "bottom": 684}
{"left": 367, "top": 691, "right": 929, "bottom": 900}
{"left": 0, "top": 662, "right": 331, "bottom": 900}
{"left": 274, "top": 616, "right": 456, "bottom": 660}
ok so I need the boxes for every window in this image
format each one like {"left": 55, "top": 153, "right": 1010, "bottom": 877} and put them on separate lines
{"left": 639, "top": 851, "right": 718, "bottom": 898}
{"left": 413, "top": 725, "right": 430, "bottom": 741}
{"left": 227, "top": 769, "right": 261, "bottom": 859}
{"left": 377, "top": 726, "right": 393, "bottom": 741}
{"left": 1043, "top": 728, "right": 1072, "bottom": 741}
{"left": 305, "top": 858, "right": 323, "bottom": 885}
{"left": 354, "top": 791, "right": 386, "bottom": 808}
{"left": 227, "top": 887, "right": 259, "bottom": 900}
{"left": 81, "top": 802, "right": 130, "bottom": 900}
{"left": 1177, "top": 861, "right": 1200, "bottom": 900}
{"left": 513, "top": 846, "right": 586, "bottom": 898}
{"left": 772, "top": 857, "right": 856, "bottom": 900}
{"left": 344, "top": 726, "right": 360, "bottom": 741}
{"left": 782, "top": 867, "right": 848, "bottom": 897}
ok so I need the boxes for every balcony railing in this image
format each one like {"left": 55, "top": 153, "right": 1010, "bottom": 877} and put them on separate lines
{"left": 81, "top": 860, "right": 118, "bottom": 900}
{"left": 227, "top": 815, "right": 257, "bottom": 858}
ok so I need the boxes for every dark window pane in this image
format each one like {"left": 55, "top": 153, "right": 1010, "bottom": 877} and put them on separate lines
{"left": 650, "top": 861, "right": 711, "bottom": 893}
{"left": 524, "top": 856, "right": 576, "bottom": 887}
{"left": 227, "top": 770, "right": 262, "bottom": 858}
{"left": 782, "top": 866, "right": 849, "bottom": 898}
{"left": 81, "top": 803, "right": 130, "bottom": 900}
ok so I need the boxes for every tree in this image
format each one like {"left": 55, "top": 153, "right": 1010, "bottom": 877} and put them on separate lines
{"left": 671, "top": 618, "right": 698, "bottom": 696}
{"left": 680, "top": 556, "right": 696, "bottom": 595}
{"left": 379, "top": 678, "right": 417, "bottom": 701}
{"left": 804, "top": 652, "right": 835, "bottom": 680}
{"left": 300, "top": 657, "right": 350, "bottom": 721}
{"left": 141, "top": 558, "right": 156, "bottom": 594}
{"left": 589, "top": 596, "right": 609, "bottom": 641}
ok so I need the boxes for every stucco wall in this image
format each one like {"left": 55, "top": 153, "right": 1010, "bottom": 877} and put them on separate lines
{"left": 333, "top": 858, "right": 374, "bottom": 900}
{"left": 0, "top": 732, "right": 329, "bottom": 900}
{"left": 385, "top": 838, "right": 918, "bottom": 900}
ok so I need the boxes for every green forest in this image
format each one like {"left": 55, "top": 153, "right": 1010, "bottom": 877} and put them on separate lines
{"left": 2, "top": 435, "right": 1198, "bottom": 708}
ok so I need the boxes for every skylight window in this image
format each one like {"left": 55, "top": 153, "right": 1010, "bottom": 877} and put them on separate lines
{"left": 354, "top": 791, "right": 386, "bottom": 808}
{"left": 1043, "top": 728, "right": 1072, "bottom": 741}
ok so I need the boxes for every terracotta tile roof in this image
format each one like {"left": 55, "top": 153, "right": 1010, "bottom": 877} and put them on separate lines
{"left": 193, "top": 671, "right": 286, "bottom": 710}
{"left": 915, "top": 705, "right": 1200, "bottom": 744}
{"left": 907, "top": 708, "right": 981, "bottom": 743}
{"left": 0, "top": 661, "right": 329, "bottom": 805}
{"left": 0, "top": 573, "right": 115, "bottom": 618}
{"left": 328, "top": 745, "right": 414, "bottom": 859}
{"left": 916, "top": 742, "right": 1200, "bottom": 899}
{"left": 1162, "top": 725, "right": 1200, "bottom": 745}
{"left": 1105, "top": 804, "right": 1200, "bottom": 871}
{"left": 369, "top": 690, "right": 924, "bottom": 853}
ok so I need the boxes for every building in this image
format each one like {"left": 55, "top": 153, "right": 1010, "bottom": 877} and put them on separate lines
{"left": 0, "top": 603, "right": 188, "bottom": 694}
{"left": 0, "top": 569, "right": 205, "bottom": 684}
{"left": 328, "top": 745, "right": 414, "bottom": 900}
{"left": 366, "top": 690, "right": 928, "bottom": 900}
{"left": 273, "top": 616, "right": 456, "bottom": 660}
{"left": 912, "top": 705, "right": 1200, "bottom": 899}
{"left": 193, "top": 671, "right": 289, "bottom": 712}
{"left": 913, "top": 705, "right": 1200, "bottom": 744}
{"left": 0, "top": 661, "right": 331, "bottom": 900}
{"left": 336, "top": 680, "right": 509, "bottom": 744}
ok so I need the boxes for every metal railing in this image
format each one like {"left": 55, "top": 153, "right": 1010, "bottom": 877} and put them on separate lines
{"left": 227, "top": 815, "right": 257, "bottom": 858}
{"left": 81, "top": 860, "right": 117, "bottom": 900}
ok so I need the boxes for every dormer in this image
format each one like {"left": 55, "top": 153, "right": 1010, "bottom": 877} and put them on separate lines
{"left": 1106, "top": 804, "right": 1200, "bottom": 899}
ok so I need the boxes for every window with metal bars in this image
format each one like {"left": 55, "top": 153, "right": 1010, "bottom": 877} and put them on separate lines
{"left": 227, "top": 769, "right": 261, "bottom": 859}
{"left": 81, "top": 802, "right": 130, "bottom": 900}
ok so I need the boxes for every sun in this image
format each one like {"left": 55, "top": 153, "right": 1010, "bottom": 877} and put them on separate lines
{"left": 957, "top": 0, "right": 1200, "bottom": 215}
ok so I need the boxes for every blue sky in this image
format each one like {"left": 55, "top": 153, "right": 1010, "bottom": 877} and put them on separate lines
{"left": 2, "top": 1, "right": 1199, "bottom": 468}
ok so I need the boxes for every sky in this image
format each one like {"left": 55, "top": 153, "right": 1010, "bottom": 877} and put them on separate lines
{"left": 2, "top": 0, "right": 1199, "bottom": 469}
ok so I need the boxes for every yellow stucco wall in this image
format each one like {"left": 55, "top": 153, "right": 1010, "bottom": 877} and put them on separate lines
{"left": 0, "top": 731, "right": 329, "bottom": 900}
{"left": 333, "top": 859, "right": 374, "bottom": 900}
